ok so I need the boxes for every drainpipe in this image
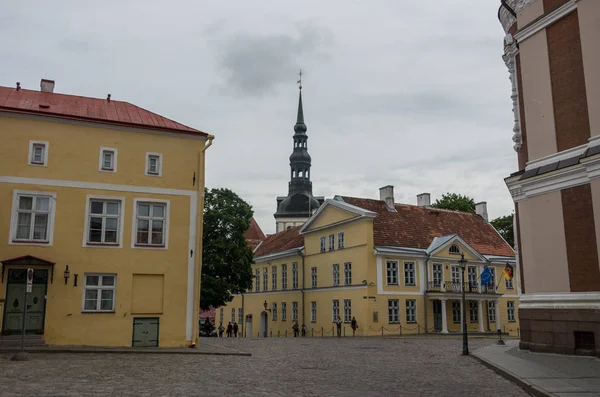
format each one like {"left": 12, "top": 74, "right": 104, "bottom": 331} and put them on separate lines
{"left": 423, "top": 254, "right": 430, "bottom": 334}
{"left": 241, "top": 293, "right": 245, "bottom": 337}
{"left": 193, "top": 134, "right": 214, "bottom": 346}
{"left": 300, "top": 249, "right": 305, "bottom": 326}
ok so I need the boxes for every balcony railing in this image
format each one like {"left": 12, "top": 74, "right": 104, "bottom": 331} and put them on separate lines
{"left": 426, "top": 281, "right": 498, "bottom": 294}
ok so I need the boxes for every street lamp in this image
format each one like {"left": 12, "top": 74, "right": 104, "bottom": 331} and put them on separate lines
{"left": 458, "top": 253, "right": 469, "bottom": 356}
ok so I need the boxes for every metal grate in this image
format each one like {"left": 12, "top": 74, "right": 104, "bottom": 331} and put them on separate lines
{"left": 574, "top": 331, "right": 595, "bottom": 350}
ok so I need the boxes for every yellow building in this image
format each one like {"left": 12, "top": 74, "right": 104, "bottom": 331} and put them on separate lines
{"left": 220, "top": 186, "right": 520, "bottom": 338}
{"left": 0, "top": 80, "right": 213, "bottom": 347}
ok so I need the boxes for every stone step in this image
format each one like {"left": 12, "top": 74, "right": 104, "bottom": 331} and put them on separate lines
{"left": 0, "top": 335, "right": 46, "bottom": 346}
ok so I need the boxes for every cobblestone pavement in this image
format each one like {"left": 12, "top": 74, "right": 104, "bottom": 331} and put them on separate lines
{"left": 0, "top": 337, "right": 529, "bottom": 397}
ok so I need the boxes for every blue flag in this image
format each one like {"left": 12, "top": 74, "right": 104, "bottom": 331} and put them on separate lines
{"left": 480, "top": 267, "right": 492, "bottom": 285}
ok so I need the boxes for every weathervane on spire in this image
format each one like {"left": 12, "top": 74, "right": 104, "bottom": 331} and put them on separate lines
{"left": 297, "top": 69, "right": 303, "bottom": 90}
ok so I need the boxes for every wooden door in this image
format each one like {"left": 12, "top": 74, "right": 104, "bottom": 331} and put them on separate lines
{"left": 132, "top": 318, "right": 159, "bottom": 347}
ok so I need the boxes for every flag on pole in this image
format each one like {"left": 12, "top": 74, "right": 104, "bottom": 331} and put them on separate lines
{"left": 503, "top": 263, "right": 514, "bottom": 280}
{"left": 480, "top": 267, "right": 492, "bottom": 285}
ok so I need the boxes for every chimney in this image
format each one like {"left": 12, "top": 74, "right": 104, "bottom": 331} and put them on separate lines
{"left": 417, "top": 193, "right": 430, "bottom": 207}
{"left": 476, "top": 202, "right": 488, "bottom": 222}
{"left": 40, "top": 79, "right": 55, "bottom": 93}
{"left": 379, "top": 185, "right": 396, "bottom": 211}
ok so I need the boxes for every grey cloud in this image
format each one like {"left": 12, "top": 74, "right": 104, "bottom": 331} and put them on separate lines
{"left": 58, "top": 39, "right": 90, "bottom": 53}
{"left": 214, "top": 22, "right": 334, "bottom": 96}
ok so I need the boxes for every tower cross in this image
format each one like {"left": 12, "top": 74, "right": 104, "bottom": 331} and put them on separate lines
{"left": 297, "top": 69, "right": 303, "bottom": 89}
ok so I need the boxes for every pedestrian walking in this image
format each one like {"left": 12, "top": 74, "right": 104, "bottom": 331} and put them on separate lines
{"left": 218, "top": 322, "right": 225, "bottom": 337}
{"left": 351, "top": 316, "right": 358, "bottom": 336}
{"left": 336, "top": 316, "right": 342, "bottom": 337}
{"left": 233, "top": 322, "right": 239, "bottom": 338}
{"left": 293, "top": 322, "right": 299, "bottom": 337}
{"left": 227, "top": 322, "right": 233, "bottom": 337}
{"left": 301, "top": 324, "right": 306, "bottom": 337}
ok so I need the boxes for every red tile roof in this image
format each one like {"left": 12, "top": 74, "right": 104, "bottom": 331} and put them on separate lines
{"left": 0, "top": 85, "right": 207, "bottom": 136}
{"left": 245, "top": 217, "right": 267, "bottom": 252}
{"left": 340, "top": 197, "right": 514, "bottom": 257}
{"left": 254, "top": 226, "right": 303, "bottom": 258}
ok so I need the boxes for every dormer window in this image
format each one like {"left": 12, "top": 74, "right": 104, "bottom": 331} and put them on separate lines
{"left": 145, "top": 153, "right": 163, "bottom": 177}
{"left": 449, "top": 244, "right": 460, "bottom": 254}
{"left": 99, "top": 147, "right": 117, "bottom": 173}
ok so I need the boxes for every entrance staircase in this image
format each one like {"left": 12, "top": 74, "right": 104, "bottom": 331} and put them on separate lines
{"left": 0, "top": 334, "right": 47, "bottom": 350}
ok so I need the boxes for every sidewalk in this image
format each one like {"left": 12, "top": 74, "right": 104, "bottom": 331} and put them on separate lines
{"left": 473, "top": 340, "right": 600, "bottom": 397}
{"left": 0, "top": 340, "right": 250, "bottom": 356}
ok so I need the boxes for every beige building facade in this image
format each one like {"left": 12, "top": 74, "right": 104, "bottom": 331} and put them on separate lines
{"left": 500, "top": 0, "right": 600, "bottom": 357}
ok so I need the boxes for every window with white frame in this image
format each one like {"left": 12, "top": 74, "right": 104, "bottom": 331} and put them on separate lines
{"left": 332, "top": 264, "right": 340, "bottom": 286}
{"left": 320, "top": 236, "right": 326, "bottom": 253}
{"left": 238, "top": 308, "right": 243, "bottom": 324}
{"left": 388, "top": 299, "right": 399, "bottom": 323}
{"left": 338, "top": 232, "right": 344, "bottom": 249}
{"left": 406, "top": 299, "right": 416, "bottom": 323}
{"left": 467, "top": 266, "right": 477, "bottom": 290}
{"left": 292, "top": 302, "right": 299, "bottom": 322}
{"left": 507, "top": 301, "right": 516, "bottom": 322}
{"left": 263, "top": 268, "right": 268, "bottom": 291}
{"left": 451, "top": 265, "right": 461, "bottom": 283}
{"left": 28, "top": 141, "right": 48, "bottom": 166}
{"left": 505, "top": 276, "right": 514, "bottom": 289}
{"left": 272, "top": 302, "right": 277, "bottom": 320}
{"left": 272, "top": 266, "right": 277, "bottom": 291}
{"left": 87, "top": 199, "right": 121, "bottom": 245}
{"left": 489, "top": 267, "right": 496, "bottom": 287}
{"left": 12, "top": 193, "right": 54, "bottom": 243}
{"left": 281, "top": 302, "right": 287, "bottom": 321}
{"left": 99, "top": 148, "right": 116, "bottom": 172}
{"left": 219, "top": 308, "right": 224, "bottom": 324}
{"left": 404, "top": 262, "right": 415, "bottom": 286}
{"left": 292, "top": 262, "right": 298, "bottom": 289}
{"left": 344, "top": 262, "right": 352, "bottom": 286}
{"left": 432, "top": 263, "right": 443, "bottom": 287}
{"left": 311, "top": 267, "right": 317, "bottom": 288}
{"left": 488, "top": 301, "right": 496, "bottom": 322}
{"left": 386, "top": 261, "right": 398, "bottom": 285}
{"left": 449, "top": 244, "right": 460, "bottom": 254}
{"left": 452, "top": 300, "right": 461, "bottom": 323}
{"left": 332, "top": 300, "right": 340, "bottom": 321}
{"left": 282, "top": 264, "right": 288, "bottom": 290}
{"left": 344, "top": 299, "right": 351, "bottom": 322}
{"left": 83, "top": 274, "right": 116, "bottom": 312}
{"left": 231, "top": 308, "right": 235, "bottom": 323}
{"left": 145, "top": 153, "right": 162, "bottom": 176}
{"left": 311, "top": 301, "right": 317, "bottom": 322}
{"left": 135, "top": 202, "right": 166, "bottom": 246}
{"left": 469, "top": 301, "right": 478, "bottom": 322}
{"left": 255, "top": 269, "right": 260, "bottom": 292}
{"left": 328, "top": 234, "right": 335, "bottom": 251}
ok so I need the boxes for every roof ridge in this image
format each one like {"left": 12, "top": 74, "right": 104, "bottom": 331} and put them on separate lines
{"left": 340, "top": 195, "right": 481, "bottom": 216}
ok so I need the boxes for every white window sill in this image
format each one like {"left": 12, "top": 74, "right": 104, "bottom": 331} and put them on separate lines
{"left": 10, "top": 239, "right": 50, "bottom": 246}
{"left": 28, "top": 163, "right": 47, "bottom": 167}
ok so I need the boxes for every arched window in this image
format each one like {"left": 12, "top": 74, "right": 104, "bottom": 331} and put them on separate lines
{"left": 449, "top": 244, "right": 460, "bottom": 254}
{"left": 292, "top": 170, "right": 296, "bottom": 178}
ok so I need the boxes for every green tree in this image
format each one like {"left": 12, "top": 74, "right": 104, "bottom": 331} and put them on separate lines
{"left": 201, "top": 188, "right": 254, "bottom": 310}
{"left": 490, "top": 214, "right": 515, "bottom": 248}
{"left": 431, "top": 193, "right": 476, "bottom": 213}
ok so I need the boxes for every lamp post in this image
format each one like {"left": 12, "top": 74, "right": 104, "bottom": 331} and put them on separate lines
{"left": 458, "top": 253, "right": 469, "bottom": 356}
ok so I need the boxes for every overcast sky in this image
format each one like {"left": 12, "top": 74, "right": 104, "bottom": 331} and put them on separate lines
{"left": 1, "top": 0, "right": 515, "bottom": 235}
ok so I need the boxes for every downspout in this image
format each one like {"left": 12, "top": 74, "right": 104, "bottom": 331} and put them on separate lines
{"left": 423, "top": 254, "right": 430, "bottom": 334}
{"left": 241, "top": 293, "right": 245, "bottom": 337}
{"left": 193, "top": 134, "right": 214, "bottom": 346}
{"left": 300, "top": 249, "right": 305, "bottom": 327}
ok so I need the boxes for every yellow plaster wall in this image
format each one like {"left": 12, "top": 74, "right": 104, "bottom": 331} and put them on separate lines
{"left": 0, "top": 111, "right": 205, "bottom": 348}
{"left": 308, "top": 205, "right": 358, "bottom": 230}
{"left": 0, "top": 117, "right": 206, "bottom": 191}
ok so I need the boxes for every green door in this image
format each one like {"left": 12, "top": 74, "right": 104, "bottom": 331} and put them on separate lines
{"left": 132, "top": 318, "right": 159, "bottom": 347}
{"left": 2, "top": 269, "right": 48, "bottom": 335}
